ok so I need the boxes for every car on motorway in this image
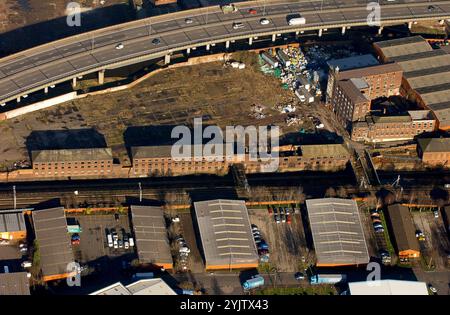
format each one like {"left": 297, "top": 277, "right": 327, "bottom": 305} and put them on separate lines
{"left": 433, "top": 210, "right": 439, "bottom": 219}
{"left": 428, "top": 5, "right": 436, "bottom": 12}
{"left": 248, "top": 9, "right": 257, "bottom": 15}
{"left": 260, "top": 18, "right": 270, "bottom": 25}
{"left": 152, "top": 38, "right": 161, "bottom": 45}
{"left": 232, "top": 22, "right": 245, "bottom": 30}
{"left": 115, "top": 43, "right": 124, "bottom": 50}
{"left": 185, "top": 18, "right": 193, "bottom": 24}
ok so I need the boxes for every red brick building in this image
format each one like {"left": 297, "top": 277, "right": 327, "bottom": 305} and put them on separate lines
{"left": 32, "top": 148, "right": 113, "bottom": 178}
{"left": 417, "top": 138, "right": 450, "bottom": 167}
{"left": 328, "top": 63, "right": 403, "bottom": 128}
{"left": 351, "top": 110, "right": 436, "bottom": 143}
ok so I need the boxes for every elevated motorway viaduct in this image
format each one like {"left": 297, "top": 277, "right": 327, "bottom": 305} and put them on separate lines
{"left": 0, "top": 0, "right": 450, "bottom": 105}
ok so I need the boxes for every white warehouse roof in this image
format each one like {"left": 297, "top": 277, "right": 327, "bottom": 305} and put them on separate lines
{"left": 348, "top": 280, "right": 429, "bottom": 295}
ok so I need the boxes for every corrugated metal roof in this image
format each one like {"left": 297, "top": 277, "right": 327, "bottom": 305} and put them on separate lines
{"left": 130, "top": 205, "right": 173, "bottom": 266}
{"left": 0, "top": 272, "right": 30, "bottom": 295}
{"left": 32, "top": 148, "right": 112, "bottom": 163}
{"left": 0, "top": 211, "right": 26, "bottom": 233}
{"left": 32, "top": 207, "right": 74, "bottom": 277}
{"left": 306, "top": 198, "right": 369, "bottom": 266}
{"left": 386, "top": 204, "right": 420, "bottom": 253}
{"left": 193, "top": 199, "right": 258, "bottom": 268}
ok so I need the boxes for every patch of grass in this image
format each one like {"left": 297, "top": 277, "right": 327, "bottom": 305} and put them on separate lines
{"left": 255, "top": 285, "right": 337, "bottom": 295}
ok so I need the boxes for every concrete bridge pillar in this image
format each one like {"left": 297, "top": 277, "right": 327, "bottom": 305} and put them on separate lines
{"left": 248, "top": 37, "right": 253, "bottom": 45}
{"left": 378, "top": 26, "right": 384, "bottom": 35}
{"left": 206, "top": 44, "right": 210, "bottom": 51}
{"left": 186, "top": 47, "right": 191, "bottom": 54}
{"left": 408, "top": 21, "right": 413, "bottom": 29}
{"left": 44, "top": 87, "right": 48, "bottom": 94}
{"left": 225, "top": 40, "right": 230, "bottom": 49}
{"left": 164, "top": 54, "right": 171, "bottom": 65}
{"left": 295, "top": 31, "right": 299, "bottom": 35}
{"left": 98, "top": 70, "right": 105, "bottom": 85}
{"left": 272, "top": 34, "right": 276, "bottom": 42}
{"left": 17, "top": 96, "right": 21, "bottom": 103}
{"left": 341, "top": 26, "right": 346, "bottom": 35}
{"left": 318, "top": 29, "right": 323, "bottom": 37}
{"left": 72, "top": 77, "right": 77, "bottom": 88}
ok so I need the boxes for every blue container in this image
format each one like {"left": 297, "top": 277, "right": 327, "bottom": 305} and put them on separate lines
{"left": 243, "top": 275, "right": 264, "bottom": 290}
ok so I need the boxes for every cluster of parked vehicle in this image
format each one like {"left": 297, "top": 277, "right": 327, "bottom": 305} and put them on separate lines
{"left": 251, "top": 224, "right": 269, "bottom": 262}
{"left": 370, "top": 209, "right": 384, "bottom": 233}
{"left": 175, "top": 236, "right": 190, "bottom": 271}
{"left": 268, "top": 206, "right": 292, "bottom": 224}
{"left": 106, "top": 228, "right": 134, "bottom": 250}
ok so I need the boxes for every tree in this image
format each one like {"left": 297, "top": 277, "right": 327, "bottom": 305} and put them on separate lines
{"left": 324, "top": 187, "right": 336, "bottom": 198}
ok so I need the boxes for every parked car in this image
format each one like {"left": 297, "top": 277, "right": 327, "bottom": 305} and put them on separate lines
{"left": 267, "top": 207, "right": 273, "bottom": 215}
{"left": 373, "top": 223, "right": 383, "bottom": 229}
{"left": 115, "top": 43, "right": 124, "bottom": 50}
{"left": 172, "top": 215, "right": 181, "bottom": 223}
{"left": 284, "top": 207, "right": 290, "bottom": 215}
{"left": 113, "top": 239, "right": 118, "bottom": 249}
{"left": 428, "top": 284, "right": 437, "bottom": 294}
{"left": 294, "top": 272, "right": 305, "bottom": 280}
{"left": 114, "top": 213, "right": 120, "bottom": 222}
{"left": 372, "top": 218, "right": 382, "bottom": 224}
{"left": 185, "top": 18, "right": 193, "bottom": 24}
{"left": 129, "top": 237, "right": 135, "bottom": 247}
{"left": 152, "top": 38, "right": 161, "bottom": 45}
{"left": 21, "top": 261, "right": 32, "bottom": 268}
{"left": 248, "top": 9, "right": 257, "bottom": 14}
{"left": 374, "top": 227, "right": 385, "bottom": 233}
{"left": 118, "top": 239, "right": 123, "bottom": 248}
{"left": 274, "top": 214, "right": 280, "bottom": 223}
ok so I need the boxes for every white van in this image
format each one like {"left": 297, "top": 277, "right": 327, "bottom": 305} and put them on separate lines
{"left": 129, "top": 237, "right": 135, "bottom": 247}
{"left": 107, "top": 234, "right": 113, "bottom": 247}
{"left": 288, "top": 17, "right": 306, "bottom": 26}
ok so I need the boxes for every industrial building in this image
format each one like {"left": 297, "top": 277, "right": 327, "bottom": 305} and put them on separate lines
{"left": 347, "top": 280, "right": 428, "bottom": 295}
{"left": 31, "top": 148, "right": 113, "bottom": 178}
{"left": 327, "top": 61, "right": 403, "bottom": 129}
{"left": 374, "top": 36, "right": 450, "bottom": 130}
{"left": 193, "top": 199, "right": 259, "bottom": 271}
{"left": 351, "top": 110, "right": 436, "bottom": 143}
{"left": 386, "top": 204, "right": 420, "bottom": 259}
{"left": 90, "top": 278, "right": 176, "bottom": 295}
{"left": 130, "top": 205, "right": 173, "bottom": 269}
{"left": 417, "top": 138, "right": 450, "bottom": 166}
{"left": 0, "top": 272, "right": 30, "bottom": 295}
{"left": 32, "top": 207, "right": 75, "bottom": 281}
{"left": 305, "top": 198, "right": 370, "bottom": 267}
{"left": 0, "top": 210, "right": 27, "bottom": 241}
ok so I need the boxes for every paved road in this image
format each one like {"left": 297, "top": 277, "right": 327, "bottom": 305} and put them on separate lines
{"left": 0, "top": 0, "right": 449, "bottom": 104}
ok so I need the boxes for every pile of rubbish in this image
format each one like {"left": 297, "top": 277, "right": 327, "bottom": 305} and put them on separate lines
{"left": 226, "top": 60, "right": 246, "bottom": 69}
{"left": 259, "top": 46, "right": 322, "bottom": 103}
{"left": 249, "top": 104, "right": 267, "bottom": 120}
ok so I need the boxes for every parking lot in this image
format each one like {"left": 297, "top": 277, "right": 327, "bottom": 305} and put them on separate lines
{"left": 249, "top": 206, "right": 309, "bottom": 272}
{"left": 67, "top": 213, "right": 136, "bottom": 264}
{"left": 412, "top": 211, "right": 450, "bottom": 271}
